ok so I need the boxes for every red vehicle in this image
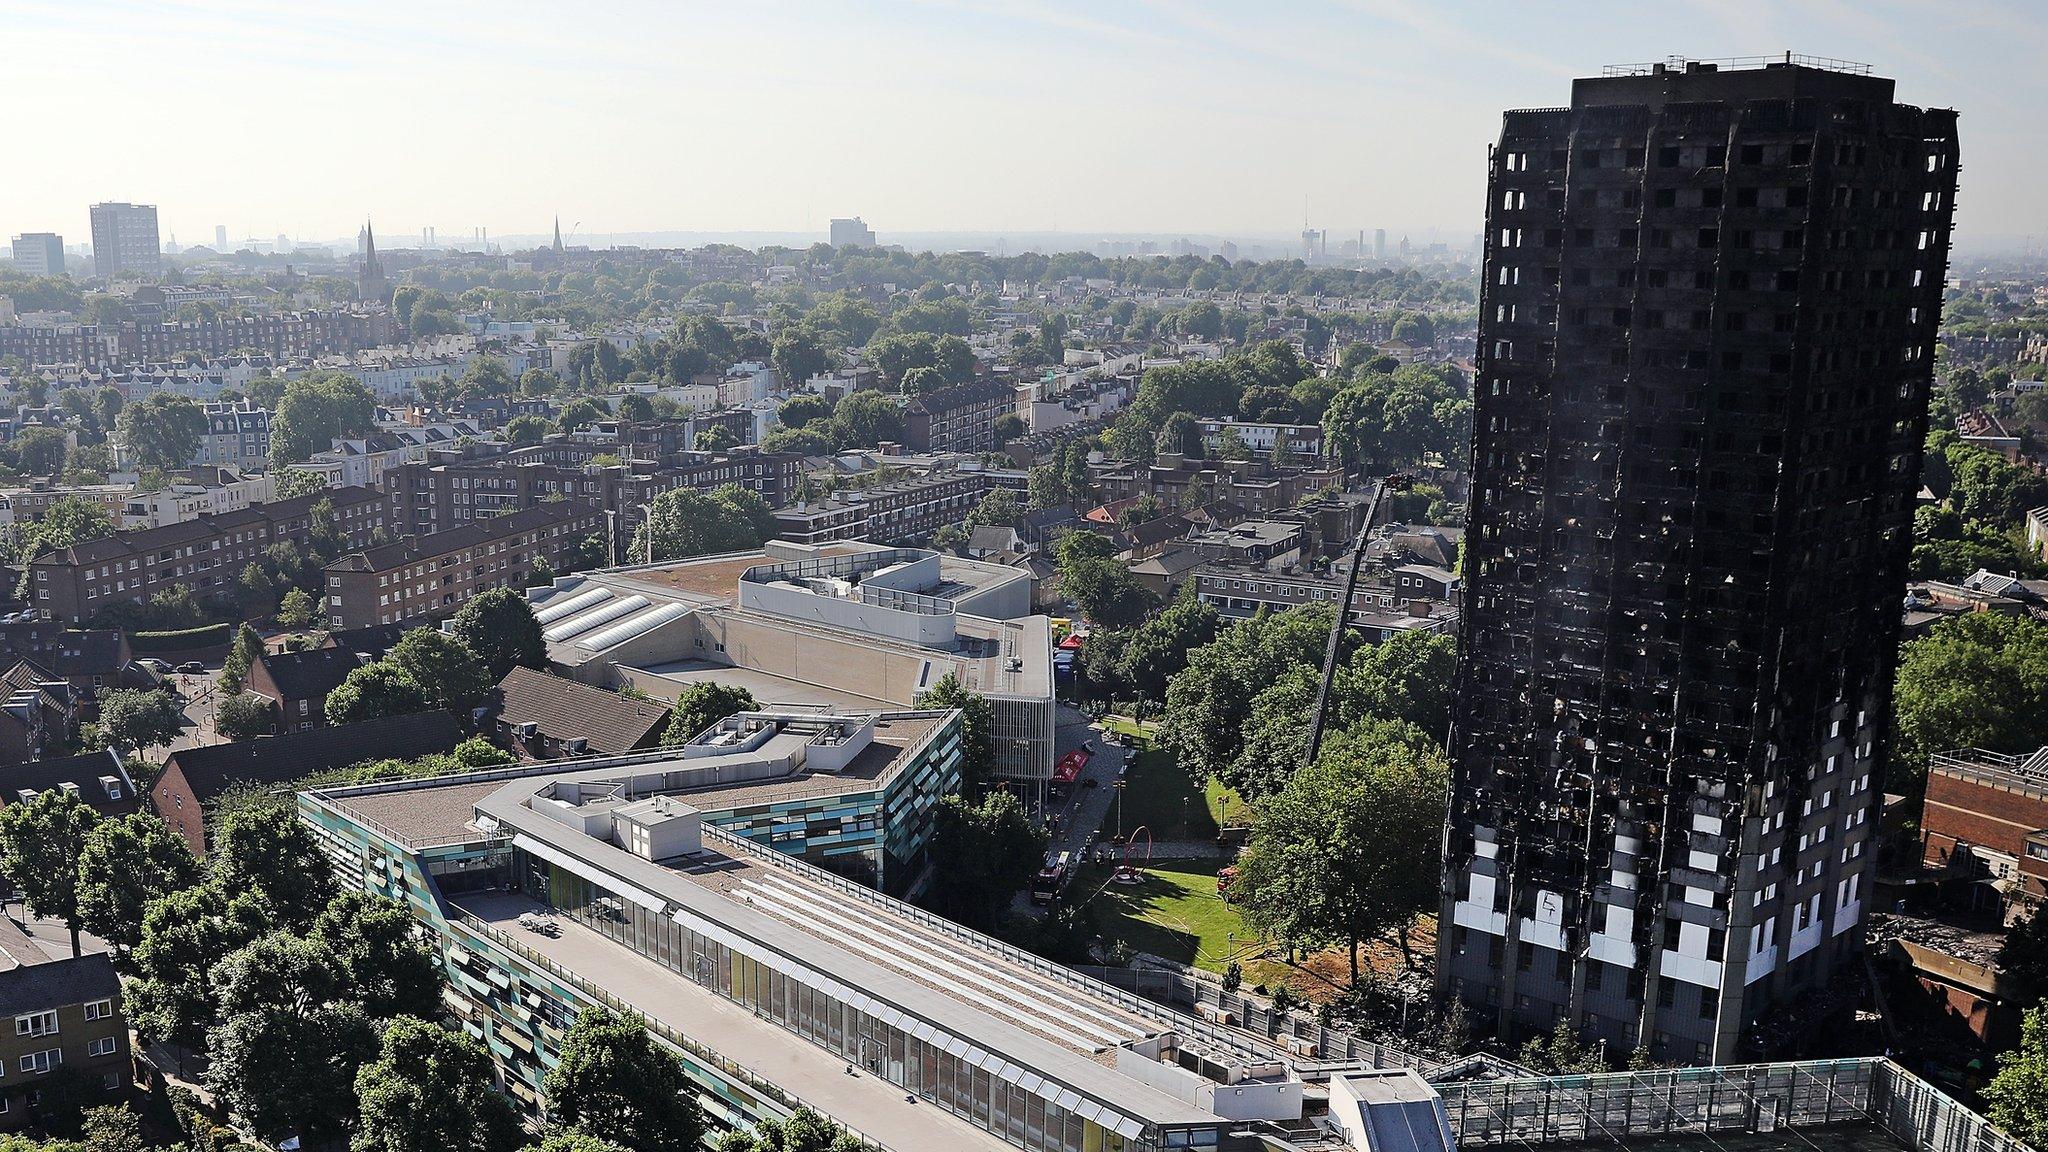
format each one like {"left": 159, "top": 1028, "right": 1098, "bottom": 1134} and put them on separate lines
{"left": 1216, "top": 866, "right": 1241, "bottom": 902}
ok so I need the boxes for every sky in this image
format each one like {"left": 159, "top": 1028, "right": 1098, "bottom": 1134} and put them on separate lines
{"left": 6, "top": 0, "right": 2046, "bottom": 254}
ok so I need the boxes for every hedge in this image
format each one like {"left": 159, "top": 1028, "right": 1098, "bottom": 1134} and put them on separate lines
{"left": 130, "top": 623, "right": 233, "bottom": 653}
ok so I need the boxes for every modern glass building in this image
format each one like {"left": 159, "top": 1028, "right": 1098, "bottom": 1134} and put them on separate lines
{"left": 300, "top": 708, "right": 1292, "bottom": 1151}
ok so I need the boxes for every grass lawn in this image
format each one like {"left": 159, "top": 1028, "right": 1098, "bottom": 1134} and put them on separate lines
{"left": 1098, "top": 746, "right": 1252, "bottom": 841}
{"left": 1070, "top": 857, "right": 1258, "bottom": 973}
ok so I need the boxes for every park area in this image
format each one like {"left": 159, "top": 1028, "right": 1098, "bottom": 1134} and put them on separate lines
{"left": 1071, "top": 719, "right": 1432, "bottom": 1002}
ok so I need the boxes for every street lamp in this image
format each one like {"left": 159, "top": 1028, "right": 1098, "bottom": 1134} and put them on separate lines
{"left": 1114, "top": 779, "right": 1125, "bottom": 841}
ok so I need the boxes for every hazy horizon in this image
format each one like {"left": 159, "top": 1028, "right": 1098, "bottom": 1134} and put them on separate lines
{"left": 9, "top": 1, "right": 2048, "bottom": 254}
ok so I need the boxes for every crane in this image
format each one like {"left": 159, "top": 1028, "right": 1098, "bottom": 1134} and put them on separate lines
{"left": 1303, "top": 473, "right": 1415, "bottom": 766}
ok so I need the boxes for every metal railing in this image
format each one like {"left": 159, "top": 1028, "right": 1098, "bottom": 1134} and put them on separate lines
{"left": 1601, "top": 53, "right": 1874, "bottom": 77}
{"left": 447, "top": 906, "right": 893, "bottom": 1151}
{"left": 1871, "top": 1061, "right": 2036, "bottom": 1152}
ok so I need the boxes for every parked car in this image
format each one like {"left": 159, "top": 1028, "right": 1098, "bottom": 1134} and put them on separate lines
{"left": 176, "top": 661, "right": 205, "bottom": 674}
{"left": 138, "top": 658, "right": 173, "bottom": 674}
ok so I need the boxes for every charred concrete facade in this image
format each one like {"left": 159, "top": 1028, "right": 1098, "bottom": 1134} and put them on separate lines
{"left": 1441, "top": 60, "right": 1958, "bottom": 1065}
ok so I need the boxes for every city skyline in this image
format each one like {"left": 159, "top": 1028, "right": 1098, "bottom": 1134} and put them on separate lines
{"left": 7, "top": 2, "right": 2047, "bottom": 251}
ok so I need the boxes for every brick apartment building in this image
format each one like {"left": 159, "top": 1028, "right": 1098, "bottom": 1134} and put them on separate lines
{"left": 903, "top": 379, "right": 1012, "bottom": 454}
{"left": 29, "top": 487, "right": 386, "bottom": 624}
{"left": 0, "top": 919, "right": 129, "bottom": 1125}
{"left": 771, "top": 469, "right": 998, "bottom": 546}
{"left": 380, "top": 449, "right": 803, "bottom": 541}
{"left": 0, "top": 308, "right": 394, "bottom": 369}
{"left": 1921, "top": 747, "right": 2048, "bottom": 919}
{"left": 1087, "top": 454, "right": 1346, "bottom": 515}
{"left": 324, "top": 501, "right": 602, "bottom": 629}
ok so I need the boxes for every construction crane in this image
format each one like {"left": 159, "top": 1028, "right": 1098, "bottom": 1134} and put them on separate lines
{"left": 1303, "top": 473, "right": 1415, "bottom": 766}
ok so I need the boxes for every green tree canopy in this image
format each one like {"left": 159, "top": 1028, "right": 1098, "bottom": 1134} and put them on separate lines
{"left": 0, "top": 789, "right": 101, "bottom": 955}
{"left": 914, "top": 674, "right": 994, "bottom": 795}
{"left": 271, "top": 372, "right": 376, "bottom": 465}
{"left": 96, "top": 687, "right": 185, "bottom": 755}
{"left": 326, "top": 661, "right": 434, "bottom": 726}
{"left": 451, "top": 588, "right": 547, "bottom": 682}
{"left": 1233, "top": 719, "right": 1449, "bottom": 981}
{"left": 661, "top": 682, "right": 756, "bottom": 747}
{"left": 205, "top": 933, "right": 381, "bottom": 1145}
{"left": 75, "top": 813, "right": 199, "bottom": 958}
{"left": 353, "top": 1016, "right": 524, "bottom": 1152}
{"left": 387, "top": 628, "right": 493, "bottom": 714}
{"left": 128, "top": 883, "right": 270, "bottom": 1048}
{"left": 117, "top": 392, "right": 207, "bottom": 470}
{"left": 831, "top": 390, "right": 904, "bottom": 449}
{"left": 209, "top": 805, "right": 337, "bottom": 931}
{"left": 632, "top": 484, "right": 776, "bottom": 563}
{"left": 1983, "top": 1005, "right": 2048, "bottom": 1147}
{"left": 924, "top": 792, "right": 1046, "bottom": 931}
{"left": 1891, "top": 613, "right": 2048, "bottom": 792}
{"left": 542, "top": 1007, "right": 704, "bottom": 1152}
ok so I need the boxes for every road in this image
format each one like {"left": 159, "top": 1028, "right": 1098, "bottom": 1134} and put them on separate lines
{"left": 160, "top": 660, "right": 224, "bottom": 754}
{"left": 1010, "top": 703, "right": 1133, "bottom": 917}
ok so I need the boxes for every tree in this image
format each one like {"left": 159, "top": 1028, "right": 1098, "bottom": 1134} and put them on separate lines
{"left": 276, "top": 586, "right": 317, "bottom": 629}
{"left": 271, "top": 373, "right": 377, "bottom": 465}
{"left": 616, "top": 393, "right": 656, "bottom": 422}
{"left": 1158, "top": 606, "right": 1332, "bottom": 786}
{"left": 311, "top": 892, "right": 443, "bottom": 1022}
{"left": 1983, "top": 1006, "right": 2048, "bottom": 1147}
{"left": 899, "top": 365, "right": 946, "bottom": 395}
{"left": 771, "top": 328, "right": 831, "bottom": 390}
{"left": 1518, "top": 1018, "right": 1610, "bottom": 1075}
{"left": 1233, "top": 721, "right": 1448, "bottom": 981}
{"left": 210, "top": 805, "right": 337, "bottom": 931}
{"left": 2000, "top": 901, "right": 2048, "bottom": 1006}
{"left": 0, "top": 789, "right": 101, "bottom": 955}
{"left": 662, "top": 682, "right": 756, "bottom": 747}
{"left": 129, "top": 884, "right": 270, "bottom": 1048}
{"left": 353, "top": 1017, "right": 524, "bottom": 1152}
{"left": 1892, "top": 613, "right": 2048, "bottom": 792}
{"left": 387, "top": 628, "right": 493, "bottom": 714}
{"left": 965, "top": 486, "right": 1022, "bottom": 530}
{"left": 75, "top": 813, "right": 200, "bottom": 957}
{"left": 451, "top": 588, "right": 547, "bottom": 682}
{"left": 95, "top": 687, "right": 184, "bottom": 755}
{"left": 12, "top": 495, "right": 114, "bottom": 564}
{"left": 1090, "top": 586, "right": 1219, "bottom": 703}
{"left": 693, "top": 424, "right": 740, "bottom": 453}
{"left": 207, "top": 934, "right": 381, "bottom": 1146}
{"left": 80, "top": 1104, "right": 147, "bottom": 1152}
{"left": 915, "top": 674, "right": 994, "bottom": 795}
{"left": 1061, "top": 555, "right": 1154, "bottom": 629}
{"left": 714, "top": 1108, "right": 861, "bottom": 1152}
{"left": 632, "top": 485, "right": 774, "bottom": 563}
{"left": 214, "top": 692, "right": 276, "bottom": 741}
{"left": 556, "top": 397, "right": 610, "bottom": 433}
{"left": 831, "top": 391, "right": 904, "bottom": 448}
{"left": 542, "top": 1007, "right": 704, "bottom": 1152}
{"left": 220, "top": 623, "right": 263, "bottom": 696}
{"left": 117, "top": 393, "right": 207, "bottom": 470}
{"left": 777, "top": 393, "right": 833, "bottom": 431}
{"left": 10, "top": 425, "right": 70, "bottom": 475}
{"left": 506, "top": 413, "right": 552, "bottom": 446}
{"left": 924, "top": 792, "right": 1046, "bottom": 931}
{"left": 272, "top": 467, "right": 329, "bottom": 500}
{"left": 326, "top": 662, "right": 433, "bottom": 726}
{"left": 760, "top": 426, "right": 834, "bottom": 456}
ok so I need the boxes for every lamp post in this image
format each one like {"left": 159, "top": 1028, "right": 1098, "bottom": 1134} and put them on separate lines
{"left": 1114, "top": 779, "right": 1125, "bottom": 842}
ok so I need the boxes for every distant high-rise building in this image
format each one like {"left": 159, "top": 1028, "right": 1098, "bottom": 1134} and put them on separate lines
{"left": 357, "top": 220, "right": 388, "bottom": 306}
{"left": 10, "top": 233, "right": 65, "bottom": 277}
{"left": 829, "top": 217, "right": 877, "bottom": 248}
{"left": 1374, "top": 228, "right": 1388, "bottom": 259}
{"left": 1441, "top": 58, "right": 1957, "bottom": 1066}
{"left": 88, "top": 202, "right": 161, "bottom": 279}
{"left": 214, "top": 225, "right": 228, "bottom": 251}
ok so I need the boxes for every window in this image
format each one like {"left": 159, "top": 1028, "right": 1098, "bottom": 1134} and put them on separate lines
{"left": 14, "top": 1012, "right": 55, "bottom": 1038}
{"left": 19, "top": 1049, "right": 59, "bottom": 1075}
{"left": 82, "top": 1000, "right": 111, "bottom": 1022}
{"left": 86, "top": 1036, "right": 117, "bottom": 1058}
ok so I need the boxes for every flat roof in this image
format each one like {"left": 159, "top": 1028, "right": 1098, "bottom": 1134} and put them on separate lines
{"left": 319, "top": 713, "right": 946, "bottom": 848}
{"left": 341, "top": 758, "right": 1262, "bottom": 1131}
{"left": 631, "top": 663, "right": 894, "bottom": 712}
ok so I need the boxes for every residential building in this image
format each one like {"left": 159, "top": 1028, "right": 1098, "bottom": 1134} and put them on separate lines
{"left": 1442, "top": 60, "right": 1959, "bottom": 1064}
{"left": 244, "top": 646, "right": 366, "bottom": 734}
{"left": 154, "top": 711, "right": 462, "bottom": 854}
{"left": 1192, "top": 418, "right": 1324, "bottom": 460}
{"left": 1192, "top": 560, "right": 1456, "bottom": 644}
{"left": 8, "top": 235, "right": 64, "bottom": 279}
{"left": 197, "top": 399, "right": 270, "bottom": 468}
{"left": 0, "top": 626, "right": 138, "bottom": 703}
{"left": 0, "top": 308, "right": 395, "bottom": 369}
{"left": 526, "top": 542, "right": 1055, "bottom": 784}
{"left": 1185, "top": 519, "right": 1306, "bottom": 567}
{"left": 904, "top": 379, "right": 1009, "bottom": 454}
{"left": 118, "top": 469, "right": 277, "bottom": 530}
{"left": 324, "top": 501, "right": 602, "bottom": 630}
{"left": 0, "top": 750, "right": 136, "bottom": 818}
{"left": 772, "top": 470, "right": 995, "bottom": 546}
{"left": 1087, "top": 454, "right": 1344, "bottom": 516}
{"left": 1920, "top": 747, "right": 2048, "bottom": 919}
{"left": 487, "top": 666, "right": 671, "bottom": 759}
{"left": 0, "top": 917, "right": 128, "bottom": 1125}
{"left": 88, "top": 202, "right": 159, "bottom": 279}
{"left": 29, "top": 486, "right": 387, "bottom": 624}
{"left": 828, "top": 217, "right": 876, "bottom": 248}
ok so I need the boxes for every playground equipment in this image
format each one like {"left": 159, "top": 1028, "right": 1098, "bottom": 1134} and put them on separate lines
{"left": 1112, "top": 826, "right": 1153, "bottom": 885}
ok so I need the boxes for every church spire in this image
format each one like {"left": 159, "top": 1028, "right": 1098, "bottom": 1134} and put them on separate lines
{"left": 552, "top": 215, "right": 564, "bottom": 254}
{"left": 358, "top": 218, "right": 388, "bottom": 306}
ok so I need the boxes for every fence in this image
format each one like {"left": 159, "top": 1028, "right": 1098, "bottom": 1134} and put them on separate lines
{"left": 1075, "top": 957, "right": 1444, "bottom": 1075}
{"left": 1871, "top": 1061, "right": 2036, "bottom": 1152}
{"left": 1437, "top": 1059, "right": 1876, "bottom": 1145}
